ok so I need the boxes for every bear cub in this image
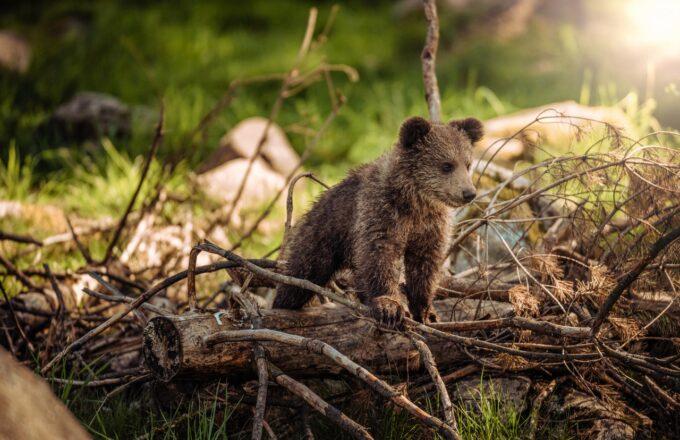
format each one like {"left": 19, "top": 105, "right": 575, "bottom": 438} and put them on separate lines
{"left": 273, "top": 116, "right": 483, "bottom": 328}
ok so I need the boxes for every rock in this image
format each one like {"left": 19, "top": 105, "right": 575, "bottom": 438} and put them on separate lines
{"left": 0, "top": 31, "right": 31, "bottom": 73}
{"left": 452, "top": 223, "right": 529, "bottom": 274}
{"left": 475, "top": 136, "right": 525, "bottom": 161}
{"left": 451, "top": 375, "right": 531, "bottom": 416}
{"left": 44, "top": 92, "right": 131, "bottom": 143}
{"left": 0, "top": 347, "right": 90, "bottom": 440}
{"left": 197, "top": 157, "right": 286, "bottom": 224}
{"left": 109, "top": 351, "right": 140, "bottom": 373}
{"left": 561, "top": 390, "right": 646, "bottom": 440}
{"left": 201, "top": 117, "right": 299, "bottom": 176}
{"left": 15, "top": 292, "right": 54, "bottom": 328}
{"left": 484, "top": 100, "right": 634, "bottom": 147}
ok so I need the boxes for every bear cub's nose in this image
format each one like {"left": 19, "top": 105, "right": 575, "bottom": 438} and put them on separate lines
{"left": 462, "top": 189, "right": 476, "bottom": 203}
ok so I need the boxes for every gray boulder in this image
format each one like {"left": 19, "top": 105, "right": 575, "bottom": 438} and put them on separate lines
{"left": 45, "top": 92, "right": 131, "bottom": 143}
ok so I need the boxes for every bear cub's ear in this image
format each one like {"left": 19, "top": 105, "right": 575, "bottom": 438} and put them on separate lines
{"left": 450, "top": 117, "right": 484, "bottom": 143}
{"left": 399, "top": 116, "right": 431, "bottom": 149}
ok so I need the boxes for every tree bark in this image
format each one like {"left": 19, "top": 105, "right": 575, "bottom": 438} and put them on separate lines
{"left": 143, "top": 298, "right": 513, "bottom": 381}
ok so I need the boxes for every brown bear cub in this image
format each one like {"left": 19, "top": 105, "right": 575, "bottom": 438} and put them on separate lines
{"left": 273, "top": 116, "right": 483, "bottom": 328}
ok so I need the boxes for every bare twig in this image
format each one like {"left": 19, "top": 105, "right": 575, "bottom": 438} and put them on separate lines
{"left": 0, "top": 230, "right": 42, "bottom": 246}
{"left": 101, "top": 104, "right": 164, "bottom": 264}
{"left": 408, "top": 332, "right": 458, "bottom": 432}
{"left": 206, "top": 330, "right": 458, "bottom": 440}
{"left": 65, "top": 215, "right": 93, "bottom": 264}
{"left": 0, "top": 252, "right": 37, "bottom": 291}
{"left": 528, "top": 379, "right": 558, "bottom": 440}
{"left": 43, "top": 264, "right": 66, "bottom": 319}
{"left": 252, "top": 344, "right": 270, "bottom": 440}
{"left": 0, "top": 281, "right": 35, "bottom": 355}
{"left": 281, "top": 172, "right": 329, "bottom": 251}
{"left": 230, "top": 100, "right": 338, "bottom": 252}
{"left": 221, "top": 8, "right": 318, "bottom": 232}
{"left": 591, "top": 225, "right": 680, "bottom": 336}
{"left": 40, "top": 257, "right": 276, "bottom": 374}
{"left": 430, "top": 316, "right": 590, "bottom": 338}
{"left": 267, "top": 361, "right": 373, "bottom": 440}
{"left": 421, "top": 0, "right": 441, "bottom": 122}
{"left": 643, "top": 375, "right": 680, "bottom": 409}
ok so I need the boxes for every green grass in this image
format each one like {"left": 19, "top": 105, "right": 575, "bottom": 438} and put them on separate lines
{"left": 46, "top": 367, "right": 576, "bottom": 440}
{"left": 1, "top": 0, "right": 665, "bottom": 259}
{"left": 305, "top": 375, "right": 568, "bottom": 440}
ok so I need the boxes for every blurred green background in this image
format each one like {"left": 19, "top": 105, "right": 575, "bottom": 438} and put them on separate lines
{"left": 1, "top": 0, "right": 678, "bottom": 209}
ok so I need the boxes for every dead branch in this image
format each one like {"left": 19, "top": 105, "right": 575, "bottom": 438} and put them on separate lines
{"left": 0, "top": 252, "right": 37, "bottom": 291}
{"left": 421, "top": 0, "right": 441, "bottom": 122}
{"left": 205, "top": 329, "right": 460, "bottom": 440}
{"left": 142, "top": 297, "right": 511, "bottom": 380}
{"left": 282, "top": 172, "right": 329, "bottom": 252}
{"left": 222, "top": 8, "right": 319, "bottom": 232}
{"left": 430, "top": 316, "right": 590, "bottom": 338}
{"left": 101, "top": 104, "right": 164, "bottom": 264}
{"left": 0, "top": 230, "right": 42, "bottom": 246}
{"left": 591, "top": 225, "right": 680, "bottom": 336}
{"left": 528, "top": 379, "right": 558, "bottom": 440}
{"left": 230, "top": 100, "right": 338, "bottom": 252}
{"left": 252, "top": 344, "right": 269, "bottom": 440}
{"left": 408, "top": 332, "right": 458, "bottom": 433}
{"left": 40, "top": 257, "right": 276, "bottom": 374}
{"left": 267, "top": 362, "right": 373, "bottom": 440}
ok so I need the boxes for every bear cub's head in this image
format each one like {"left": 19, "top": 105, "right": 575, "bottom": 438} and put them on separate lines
{"left": 397, "top": 116, "right": 483, "bottom": 208}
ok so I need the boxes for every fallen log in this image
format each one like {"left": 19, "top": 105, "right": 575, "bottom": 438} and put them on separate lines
{"left": 143, "top": 298, "right": 513, "bottom": 381}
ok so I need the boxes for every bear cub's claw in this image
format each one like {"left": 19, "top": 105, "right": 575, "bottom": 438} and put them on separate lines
{"left": 370, "top": 296, "right": 407, "bottom": 330}
{"left": 412, "top": 305, "right": 439, "bottom": 324}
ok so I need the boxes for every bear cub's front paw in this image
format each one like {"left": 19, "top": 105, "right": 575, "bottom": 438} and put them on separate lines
{"left": 412, "top": 304, "right": 439, "bottom": 324}
{"left": 369, "top": 296, "right": 407, "bottom": 330}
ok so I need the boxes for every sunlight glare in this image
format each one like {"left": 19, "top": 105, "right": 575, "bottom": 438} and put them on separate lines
{"left": 626, "top": 0, "right": 680, "bottom": 51}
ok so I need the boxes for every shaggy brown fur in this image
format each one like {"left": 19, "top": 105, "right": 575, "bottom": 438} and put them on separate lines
{"left": 273, "top": 116, "right": 483, "bottom": 327}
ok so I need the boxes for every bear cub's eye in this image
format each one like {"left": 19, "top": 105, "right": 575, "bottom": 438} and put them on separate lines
{"left": 441, "top": 162, "right": 455, "bottom": 173}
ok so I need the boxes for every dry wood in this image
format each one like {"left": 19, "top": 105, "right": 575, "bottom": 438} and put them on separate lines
{"left": 421, "top": 0, "right": 441, "bottom": 122}
{"left": 591, "top": 225, "right": 680, "bottom": 336}
{"left": 412, "top": 364, "right": 480, "bottom": 398}
{"left": 40, "top": 257, "right": 276, "bottom": 374}
{"left": 101, "top": 105, "right": 164, "bottom": 264}
{"left": 430, "top": 316, "right": 590, "bottom": 338}
{"left": 408, "top": 332, "right": 458, "bottom": 433}
{"left": 252, "top": 344, "right": 269, "bottom": 440}
{"left": 142, "top": 297, "right": 512, "bottom": 381}
{"left": 0, "top": 230, "right": 42, "bottom": 246}
{"left": 528, "top": 379, "right": 558, "bottom": 440}
{"left": 268, "top": 362, "right": 372, "bottom": 440}
{"left": 205, "top": 329, "right": 460, "bottom": 440}
{"left": 196, "top": 241, "right": 601, "bottom": 362}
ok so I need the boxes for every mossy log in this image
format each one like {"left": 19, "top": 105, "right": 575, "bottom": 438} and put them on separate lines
{"left": 143, "top": 298, "right": 513, "bottom": 381}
